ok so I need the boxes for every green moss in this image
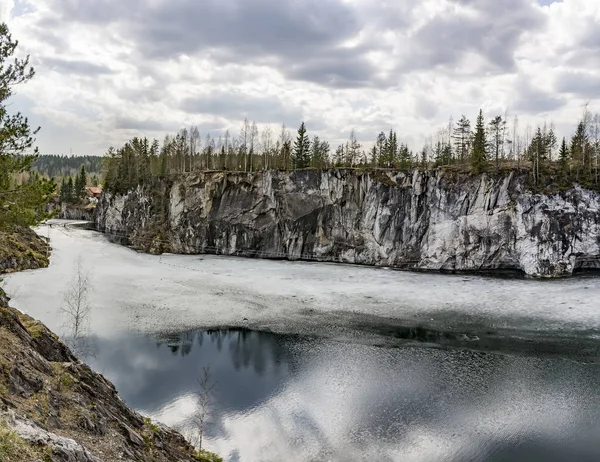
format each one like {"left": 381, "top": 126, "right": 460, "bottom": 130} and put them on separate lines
{"left": 369, "top": 170, "right": 398, "bottom": 187}
{"left": 60, "top": 373, "right": 75, "bottom": 389}
{"left": 0, "top": 229, "right": 50, "bottom": 275}
{"left": 0, "top": 420, "right": 37, "bottom": 460}
{"left": 42, "top": 447, "right": 53, "bottom": 462}
{"left": 193, "top": 449, "right": 223, "bottom": 462}
{"left": 143, "top": 416, "right": 160, "bottom": 434}
{"left": 22, "top": 321, "right": 44, "bottom": 339}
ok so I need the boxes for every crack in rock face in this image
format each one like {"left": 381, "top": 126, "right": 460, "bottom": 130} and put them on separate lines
{"left": 95, "top": 170, "right": 600, "bottom": 278}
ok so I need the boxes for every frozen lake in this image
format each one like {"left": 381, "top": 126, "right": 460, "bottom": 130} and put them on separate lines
{"left": 4, "top": 220, "right": 600, "bottom": 461}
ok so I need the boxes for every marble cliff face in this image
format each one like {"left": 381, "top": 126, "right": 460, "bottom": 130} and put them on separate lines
{"left": 95, "top": 169, "right": 600, "bottom": 278}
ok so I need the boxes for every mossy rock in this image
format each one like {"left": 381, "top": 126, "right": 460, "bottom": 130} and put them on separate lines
{"left": 193, "top": 449, "right": 223, "bottom": 462}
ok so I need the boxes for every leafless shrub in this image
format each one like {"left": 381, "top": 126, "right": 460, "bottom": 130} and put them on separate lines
{"left": 60, "top": 258, "right": 95, "bottom": 357}
{"left": 191, "top": 366, "right": 217, "bottom": 451}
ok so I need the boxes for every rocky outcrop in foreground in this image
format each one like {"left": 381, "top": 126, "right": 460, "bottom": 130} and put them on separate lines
{"left": 95, "top": 169, "right": 600, "bottom": 278}
{"left": 0, "top": 287, "right": 219, "bottom": 461}
{"left": 0, "top": 227, "right": 49, "bottom": 274}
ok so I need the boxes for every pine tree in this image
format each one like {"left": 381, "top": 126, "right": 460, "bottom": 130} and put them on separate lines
{"left": 369, "top": 145, "right": 378, "bottom": 168}
{"left": 545, "top": 128, "right": 557, "bottom": 161}
{"left": 488, "top": 115, "right": 506, "bottom": 168}
{"left": 386, "top": 129, "right": 398, "bottom": 166}
{"left": 570, "top": 120, "right": 589, "bottom": 180}
{"left": 558, "top": 137, "right": 569, "bottom": 181}
{"left": 65, "top": 176, "right": 75, "bottom": 204}
{"left": 346, "top": 130, "right": 361, "bottom": 167}
{"left": 434, "top": 141, "right": 452, "bottom": 167}
{"left": 75, "top": 164, "right": 87, "bottom": 200}
{"left": 453, "top": 115, "right": 472, "bottom": 163}
{"left": 0, "top": 23, "right": 55, "bottom": 228}
{"left": 375, "top": 132, "right": 386, "bottom": 167}
{"left": 334, "top": 145, "right": 344, "bottom": 166}
{"left": 310, "top": 136, "right": 329, "bottom": 169}
{"left": 471, "top": 110, "right": 487, "bottom": 173}
{"left": 59, "top": 177, "right": 68, "bottom": 203}
{"left": 292, "top": 122, "right": 310, "bottom": 169}
{"left": 398, "top": 144, "right": 411, "bottom": 170}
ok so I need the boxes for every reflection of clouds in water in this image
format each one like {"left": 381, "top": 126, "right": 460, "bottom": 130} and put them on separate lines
{"left": 145, "top": 392, "right": 197, "bottom": 428}
{"left": 203, "top": 347, "right": 598, "bottom": 461}
{"left": 83, "top": 329, "right": 600, "bottom": 461}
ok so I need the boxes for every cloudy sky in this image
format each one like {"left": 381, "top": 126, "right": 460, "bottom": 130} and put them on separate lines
{"left": 2, "top": 0, "right": 599, "bottom": 155}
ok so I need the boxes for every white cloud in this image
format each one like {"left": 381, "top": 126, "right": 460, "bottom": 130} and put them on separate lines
{"left": 4, "top": 0, "right": 600, "bottom": 155}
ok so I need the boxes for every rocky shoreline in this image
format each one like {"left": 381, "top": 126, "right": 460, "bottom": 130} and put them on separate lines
{"left": 0, "top": 227, "right": 50, "bottom": 274}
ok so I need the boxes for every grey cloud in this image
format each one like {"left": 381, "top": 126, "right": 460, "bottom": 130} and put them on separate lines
{"left": 513, "top": 79, "right": 565, "bottom": 114}
{"left": 180, "top": 91, "right": 303, "bottom": 126}
{"left": 414, "top": 98, "right": 438, "bottom": 120}
{"left": 114, "top": 117, "right": 177, "bottom": 132}
{"left": 302, "top": 117, "right": 329, "bottom": 133}
{"left": 579, "top": 20, "right": 600, "bottom": 50}
{"left": 46, "top": 0, "right": 388, "bottom": 89}
{"left": 555, "top": 72, "right": 600, "bottom": 98}
{"left": 563, "top": 21, "right": 600, "bottom": 69}
{"left": 114, "top": 117, "right": 228, "bottom": 138}
{"left": 46, "top": 0, "right": 547, "bottom": 89}
{"left": 401, "top": 0, "right": 545, "bottom": 74}
{"left": 132, "top": 0, "right": 358, "bottom": 59}
{"left": 43, "top": 57, "right": 114, "bottom": 76}
{"left": 54, "top": 0, "right": 142, "bottom": 24}
{"left": 286, "top": 52, "right": 384, "bottom": 89}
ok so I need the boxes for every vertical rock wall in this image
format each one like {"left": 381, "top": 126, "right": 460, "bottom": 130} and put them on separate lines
{"left": 95, "top": 170, "right": 600, "bottom": 277}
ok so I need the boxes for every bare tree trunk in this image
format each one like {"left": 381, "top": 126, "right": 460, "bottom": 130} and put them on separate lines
{"left": 194, "top": 366, "right": 216, "bottom": 451}
{"left": 241, "top": 118, "right": 250, "bottom": 172}
{"left": 60, "top": 258, "right": 93, "bottom": 356}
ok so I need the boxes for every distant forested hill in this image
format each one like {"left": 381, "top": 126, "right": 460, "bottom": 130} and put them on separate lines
{"left": 33, "top": 155, "right": 103, "bottom": 178}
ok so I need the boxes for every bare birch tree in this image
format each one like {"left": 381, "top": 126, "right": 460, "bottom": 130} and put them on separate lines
{"left": 192, "top": 366, "right": 217, "bottom": 451}
{"left": 189, "top": 126, "right": 201, "bottom": 172}
{"left": 61, "top": 258, "right": 93, "bottom": 356}
{"left": 240, "top": 118, "right": 250, "bottom": 171}
{"left": 261, "top": 126, "right": 273, "bottom": 170}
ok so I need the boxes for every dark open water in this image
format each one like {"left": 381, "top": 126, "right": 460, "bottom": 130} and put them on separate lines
{"left": 86, "top": 329, "right": 600, "bottom": 462}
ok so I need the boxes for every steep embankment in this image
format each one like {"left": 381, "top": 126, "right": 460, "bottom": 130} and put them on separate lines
{"left": 0, "top": 229, "right": 220, "bottom": 461}
{"left": 45, "top": 197, "right": 96, "bottom": 221}
{"left": 0, "top": 289, "right": 215, "bottom": 461}
{"left": 95, "top": 169, "right": 600, "bottom": 278}
{"left": 0, "top": 227, "right": 50, "bottom": 274}
{"left": 58, "top": 204, "right": 95, "bottom": 221}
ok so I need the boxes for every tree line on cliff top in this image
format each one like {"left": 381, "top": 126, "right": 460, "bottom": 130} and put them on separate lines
{"left": 102, "top": 107, "right": 600, "bottom": 194}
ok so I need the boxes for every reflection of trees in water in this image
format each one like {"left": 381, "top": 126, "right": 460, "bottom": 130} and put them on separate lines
{"left": 156, "top": 329, "right": 299, "bottom": 377}
{"left": 159, "top": 331, "right": 196, "bottom": 356}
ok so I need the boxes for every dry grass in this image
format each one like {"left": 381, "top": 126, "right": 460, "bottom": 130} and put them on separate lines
{"left": 0, "top": 418, "right": 48, "bottom": 462}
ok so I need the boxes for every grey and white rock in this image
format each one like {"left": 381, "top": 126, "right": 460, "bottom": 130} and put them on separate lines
{"left": 95, "top": 170, "right": 600, "bottom": 278}
{"left": 1, "top": 411, "right": 102, "bottom": 462}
